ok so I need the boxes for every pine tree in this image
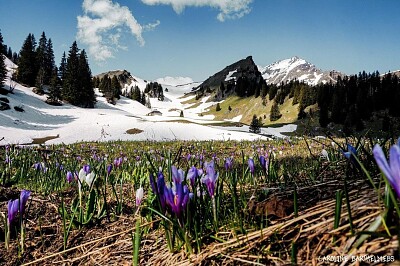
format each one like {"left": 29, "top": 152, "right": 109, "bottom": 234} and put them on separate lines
{"left": 270, "top": 101, "right": 282, "bottom": 121}
{"left": 7, "top": 47, "right": 12, "bottom": 60}
{"left": 62, "top": 41, "right": 80, "bottom": 104}
{"left": 216, "top": 102, "right": 221, "bottom": 111}
{"left": 260, "top": 83, "right": 268, "bottom": 99}
{"left": 140, "top": 91, "right": 146, "bottom": 105}
{"left": 132, "top": 86, "right": 141, "bottom": 102}
{"left": 35, "top": 32, "right": 47, "bottom": 88}
{"left": 0, "top": 30, "right": 7, "bottom": 90}
{"left": 111, "top": 76, "right": 121, "bottom": 100}
{"left": 17, "top": 33, "right": 37, "bottom": 86}
{"left": 100, "top": 75, "right": 113, "bottom": 102}
{"left": 249, "top": 114, "right": 261, "bottom": 133}
{"left": 59, "top": 52, "right": 66, "bottom": 81}
{"left": 78, "top": 49, "right": 95, "bottom": 107}
{"left": 46, "top": 38, "right": 55, "bottom": 84}
{"left": 47, "top": 67, "right": 62, "bottom": 104}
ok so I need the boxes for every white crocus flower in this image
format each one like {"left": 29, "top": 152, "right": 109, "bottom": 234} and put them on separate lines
{"left": 136, "top": 187, "right": 144, "bottom": 207}
{"left": 78, "top": 168, "right": 86, "bottom": 189}
{"left": 321, "top": 149, "right": 330, "bottom": 161}
{"left": 85, "top": 172, "right": 96, "bottom": 187}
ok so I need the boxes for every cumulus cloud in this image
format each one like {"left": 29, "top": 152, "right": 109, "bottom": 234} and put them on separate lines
{"left": 141, "top": 0, "right": 253, "bottom": 21}
{"left": 77, "top": 0, "right": 159, "bottom": 62}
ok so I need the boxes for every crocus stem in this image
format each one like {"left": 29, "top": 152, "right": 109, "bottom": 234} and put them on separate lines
{"left": 20, "top": 221, "right": 25, "bottom": 255}
{"left": 212, "top": 196, "right": 217, "bottom": 227}
{"left": 6, "top": 221, "right": 10, "bottom": 250}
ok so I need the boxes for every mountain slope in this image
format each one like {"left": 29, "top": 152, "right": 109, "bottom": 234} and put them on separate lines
{"left": 95, "top": 70, "right": 149, "bottom": 93}
{"left": 196, "top": 56, "right": 263, "bottom": 90}
{"left": 259, "top": 56, "right": 342, "bottom": 85}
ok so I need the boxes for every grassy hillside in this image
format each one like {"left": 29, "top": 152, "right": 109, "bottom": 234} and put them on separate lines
{"left": 202, "top": 95, "right": 300, "bottom": 126}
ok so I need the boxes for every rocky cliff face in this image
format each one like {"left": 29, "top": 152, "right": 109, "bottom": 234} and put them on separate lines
{"left": 196, "top": 56, "right": 263, "bottom": 90}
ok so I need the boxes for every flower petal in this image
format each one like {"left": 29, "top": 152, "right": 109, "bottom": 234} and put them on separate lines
{"left": 389, "top": 145, "right": 400, "bottom": 198}
{"left": 373, "top": 144, "right": 393, "bottom": 183}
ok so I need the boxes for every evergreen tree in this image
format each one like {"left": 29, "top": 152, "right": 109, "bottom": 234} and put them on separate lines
{"left": 140, "top": 91, "right": 146, "bottom": 105}
{"left": 100, "top": 75, "right": 112, "bottom": 101}
{"left": 35, "top": 32, "right": 47, "bottom": 88}
{"left": 17, "top": 33, "right": 37, "bottom": 86}
{"left": 0, "top": 30, "right": 6, "bottom": 90}
{"left": 216, "top": 102, "right": 221, "bottom": 111}
{"left": 62, "top": 42, "right": 95, "bottom": 107}
{"left": 59, "top": 52, "right": 66, "bottom": 81}
{"left": 249, "top": 114, "right": 262, "bottom": 133}
{"left": 78, "top": 49, "right": 95, "bottom": 107}
{"left": 47, "top": 67, "right": 62, "bottom": 104}
{"left": 12, "top": 52, "right": 18, "bottom": 64}
{"left": 46, "top": 38, "right": 55, "bottom": 83}
{"left": 260, "top": 83, "right": 268, "bottom": 99}
{"left": 111, "top": 76, "right": 121, "bottom": 100}
{"left": 62, "top": 41, "right": 79, "bottom": 104}
{"left": 268, "top": 85, "right": 278, "bottom": 101}
{"left": 132, "top": 86, "right": 141, "bottom": 102}
{"left": 270, "top": 101, "right": 282, "bottom": 121}
{"left": 7, "top": 47, "right": 12, "bottom": 60}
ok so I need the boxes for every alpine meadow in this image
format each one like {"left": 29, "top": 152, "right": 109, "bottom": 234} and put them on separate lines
{"left": 1, "top": 0, "right": 400, "bottom": 265}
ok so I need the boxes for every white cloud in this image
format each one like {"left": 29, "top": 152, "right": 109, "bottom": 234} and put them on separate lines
{"left": 141, "top": 0, "right": 253, "bottom": 21}
{"left": 77, "top": 0, "right": 159, "bottom": 62}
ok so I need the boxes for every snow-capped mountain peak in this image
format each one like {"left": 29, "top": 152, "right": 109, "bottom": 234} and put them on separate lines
{"left": 259, "top": 56, "right": 342, "bottom": 86}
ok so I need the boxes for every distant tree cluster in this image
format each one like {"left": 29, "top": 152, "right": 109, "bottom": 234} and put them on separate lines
{"left": 123, "top": 85, "right": 153, "bottom": 108}
{"left": 0, "top": 30, "right": 7, "bottom": 90}
{"left": 95, "top": 75, "right": 122, "bottom": 104}
{"left": 0, "top": 29, "right": 19, "bottom": 64}
{"left": 144, "top": 82, "right": 164, "bottom": 101}
{"left": 61, "top": 41, "right": 95, "bottom": 107}
{"left": 249, "top": 114, "right": 262, "bottom": 133}
{"left": 266, "top": 80, "right": 317, "bottom": 122}
{"left": 317, "top": 71, "right": 400, "bottom": 133}
{"left": 13, "top": 31, "right": 95, "bottom": 107}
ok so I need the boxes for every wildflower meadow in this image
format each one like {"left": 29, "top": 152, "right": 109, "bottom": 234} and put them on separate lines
{"left": 0, "top": 137, "right": 399, "bottom": 265}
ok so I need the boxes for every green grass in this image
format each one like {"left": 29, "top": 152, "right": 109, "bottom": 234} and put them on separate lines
{"left": 203, "top": 96, "right": 300, "bottom": 126}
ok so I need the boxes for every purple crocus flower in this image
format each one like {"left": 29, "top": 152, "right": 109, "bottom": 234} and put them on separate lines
{"left": 107, "top": 164, "right": 113, "bottom": 175}
{"left": 83, "top": 164, "right": 91, "bottom": 174}
{"left": 187, "top": 166, "right": 199, "bottom": 187}
{"left": 248, "top": 158, "right": 255, "bottom": 175}
{"left": 66, "top": 171, "right": 74, "bottom": 183}
{"left": 373, "top": 143, "right": 400, "bottom": 199}
{"left": 259, "top": 155, "right": 267, "bottom": 171}
{"left": 34, "top": 162, "right": 43, "bottom": 171}
{"left": 224, "top": 157, "right": 233, "bottom": 171}
{"left": 343, "top": 144, "right": 359, "bottom": 167}
{"left": 7, "top": 199, "right": 19, "bottom": 225}
{"left": 114, "top": 157, "right": 123, "bottom": 168}
{"left": 19, "top": 190, "right": 31, "bottom": 216}
{"left": 343, "top": 144, "right": 357, "bottom": 160}
{"left": 171, "top": 166, "right": 185, "bottom": 185}
{"left": 164, "top": 181, "right": 190, "bottom": 218}
{"left": 150, "top": 171, "right": 166, "bottom": 211}
{"left": 201, "top": 160, "right": 218, "bottom": 198}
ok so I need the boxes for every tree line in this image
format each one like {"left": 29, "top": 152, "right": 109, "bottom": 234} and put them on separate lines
{"left": 0, "top": 30, "right": 95, "bottom": 108}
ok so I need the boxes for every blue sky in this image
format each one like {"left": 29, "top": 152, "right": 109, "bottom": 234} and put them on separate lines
{"left": 1, "top": 0, "right": 400, "bottom": 81}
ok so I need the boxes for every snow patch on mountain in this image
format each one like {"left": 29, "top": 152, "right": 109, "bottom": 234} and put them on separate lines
{"left": 225, "top": 69, "right": 237, "bottom": 82}
{"left": 259, "top": 56, "right": 341, "bottom": 86}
